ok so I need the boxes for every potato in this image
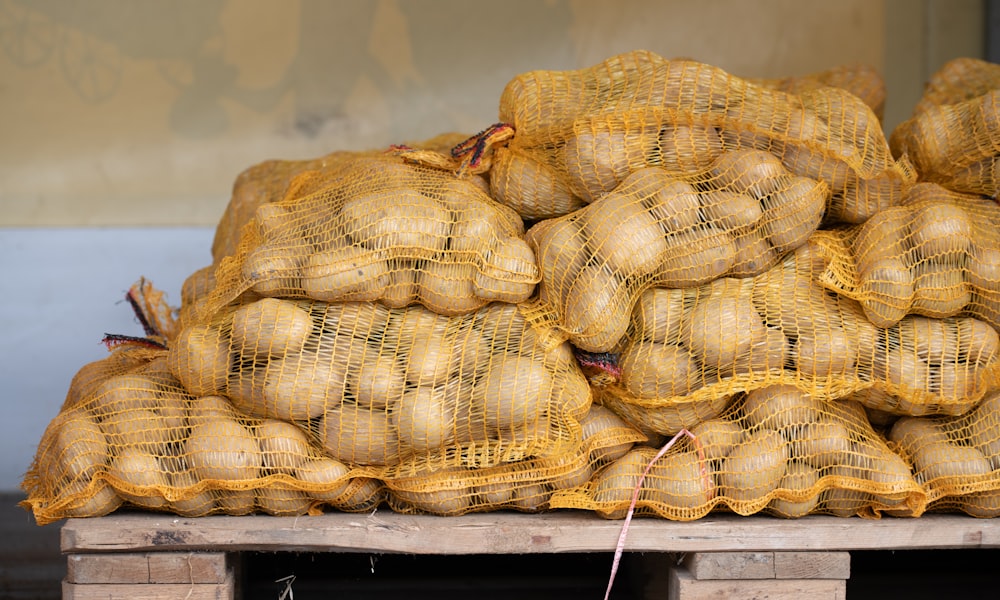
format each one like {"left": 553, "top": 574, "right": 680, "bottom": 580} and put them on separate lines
{"left": 689, "top": 418, "right": 744, "bottom": 461}
{"left": 393, "top": 384, "right": 457, "bottom": 454}
{"left": 897, "top": 316, "right": 957, "bottom": 363}
{"left": 341, "top": 189, "right": 451, "bottom": 259}
{"left": 792, "top": 327, "right": 856, "bottom": 378}
{"left": 446, "top": 197, "right": 508, "bottom": 254}
{"left": 967, "top": 245, "right": 1000, "bottom": 292}
{"left": 167, "top": 469, "right": 216, "bottom": 517}
{"left": 639, "top": 175, "right": 701, "bottom": 233}
{"left": 873, "top": 349, "right": 930, "bottom": 393}
{"left": 101, "top": 408, "right": 180, "bottom": 455}
{"left": 620, "top": 341, "right": 702, "bottom": 399}
{"left": 89, "top": 374, "right": 164, "bottom": 418}
{"left": 781, "top": 144, "right": 851, "bottom": 192}
{"left": 217, "top": 489, "right": 257, "bottom": 515}
{"left": 562, "top": 264, "right": 630, "bottom": 352}
{"left": 230, "top": 298, "right": 313, "bottom": 357}
{"left": 256, "top": 487, "right": 312, "bottom": 516}
{"left": 646, "top": 450, "right": 716, "bottom": 511}
{"left": 889, "top": 417, "right": 951, "bottom": 450}
{"left": 821, "top": 483, "right": 871, "bottom": 518}
{"left": 581, "top": 404, "right": 639, "bottom": 464}
{"left": 242, "top": 351, "right": 348, "bottom": 421}
{"left": 510, "top": 483, "right": 550, "bottom": 512}
{"left": 584, "top": 192, "right": 668, "bottom": 275}
{"left": 760, "top": 176, "right": 827, "bottom": 254}
{"left": 909, "top": 203, "right": 973, "bottom": 260}
{"left": 911, "top": 261, "right": 971, "bottom": 318}
{"left": 865, "top": 448, "right": 919, "bottom": 507}
{"left": 473, "top": 237, "right": 538, "bottom": 303}
{"left": 913, "top": 442, "right": 992, "bottom": 483}
{"left": 41, "top": 408, "right": 108, "bottom": 482}
{"left": 852, "top": 207, "right": 911, "bottom": 274}
{"left": 957, "top": 317, "right": 1000, "bottom": 365}
{"left": 969, "top": 392, "right": 1000, "bottom": 466}
{"left": 728, "top": 228, "right": 779, "bottom": 278}
{"left": 655, "top": 226, "right": 737, "bottom": 287}
{"left": 394, "top": 486, "right": 471, "bottom": 515}
{"left": 185, "top": 418, "right": 261, "bottom": 482}
{"left": 256, "top": 419, "right": 312, "bottom": 474}
{"left": 476, "top": 355, "right": 552, "bottom": 431}
{"left": 699, "top": 190, "right": 764, "bottom": 232}
{"left": 961, "top": 490, "right": 1000, "bottom": 518}
{"left": 720, "top": 429, "right": 788, "bottom": 504}
{"left": 381, "top": 263, "right": 419, "bottom": 309}
{"left": 768, "top": 461, "right": 820, "bottom": 518}
{"left": 592, "top": 449, "right": 650, "bottom": 518}
{"left": 934, "top": 363, "right": 981, "bottom": 403}
{"left": 108, "top": 448, "right": 169, "bottom": 509}
{"left": 333, "top": 478, "right": 383, "bottom": 511}
{"left": 564, "top": 125, "right": 648, "bottom": 201}
{"left": 527, "top": 216, "right": 590, "bottom": 304}
{"left": 727, "top": 327, "right": 789, "bottom": 377}
{"left": 301, "top": 245, "right": 391, "bottom": 302}
{"left": 858, "top": 257, "right": 914, "bottom": 327}
{"left": 350, "top": 348, "right": 406, "bottom": 409}
{"left": 296, "top": 457, "right": 352, "bottom": 502}
{"left": 187, "top": 395, "right": 239, "bottom": 422}
{"left": 417, "top": 257, "right": 485, "bottom": 316}
{"left": 62, "top": 480, "right": 123, "bottom": 518}
{"left": 477, "top": 481, "right": 516, "bottom": 506}
{"left": 490, "top": 147, "right": 584, "bottom": 220}
{"left": 634, "top": 288, "right": 686, "bottom": 344}
{"left": 785, "top": 420, "right": 853, "bottom": 469}
{"left": 401, "top": 310, "right": 454, "bottom": 385}
{"left": 685, "top": 290, "right": 768, "bottom": 367}
{"left": 168, "top": 324, "right": 231, "bottom": 397}
{"left": 709, "top": 150, "right": 786, "bottom": 198}
{"left": 657, "top": 124, "right": 724, "bottom": 172}
{"left": 743, "top": 385, "right": 822, "bottom": 431}
{"left": 242, "top": 245, "right": 304, "bottom": 296}
{"left": 319, "top": 403, "right": 399, "bottom": 466}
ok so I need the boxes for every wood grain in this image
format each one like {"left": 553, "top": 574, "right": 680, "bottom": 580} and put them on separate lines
{"left": 66, "top": 552, "right": 229, "bottom": 584}
{"left": 668, "top": 565, "right": 846, "bottom": 600}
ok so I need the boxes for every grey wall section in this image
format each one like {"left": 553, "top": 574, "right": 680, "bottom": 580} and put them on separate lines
{"left": 0, "top": 227, "right": 214, "bottom": 491}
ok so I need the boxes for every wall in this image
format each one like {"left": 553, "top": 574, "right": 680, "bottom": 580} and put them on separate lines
{"left": 0, "top": 0, "right": 985, "bottom": 492}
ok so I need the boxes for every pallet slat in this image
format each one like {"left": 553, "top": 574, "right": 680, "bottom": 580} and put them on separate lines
{"left": 683, "top": 551, "right": 850, "bottom": 580}
{"left": 62, "top": 571, "right": 234, "bottom": 600}
{"left": 66, "top": 552, "right": 229, "bottom": 584}
{"left": 668, "top": 566, "right": 847, "bottom": 600}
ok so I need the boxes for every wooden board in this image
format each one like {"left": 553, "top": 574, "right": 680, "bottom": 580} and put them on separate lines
{"left": 684, "top": 551, "right": 850, "bottom": 580}
{"left": 66, "top": 552, "right": 229, "bottom": 584}
{"left": 60, "top": 511, "right": 1000, "bottom": 555}
{"left": 61, "top": 571, "right": 234, "bottom": 600}
{"left": 668, "top": 566, "right": 846, "bottom": 600}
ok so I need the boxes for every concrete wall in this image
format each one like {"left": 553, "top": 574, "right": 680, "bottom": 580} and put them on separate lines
{"left": 1, "top": 0, "right": 985, "bottom": 491}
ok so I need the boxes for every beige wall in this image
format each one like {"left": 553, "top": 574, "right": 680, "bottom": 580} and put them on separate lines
{"left": 0, "top": 0, "right": 984, "bottom": 226}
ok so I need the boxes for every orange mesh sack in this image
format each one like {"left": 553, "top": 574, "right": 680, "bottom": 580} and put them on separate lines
{"left": 489, "top": 50, "right": 913, "bottom": 222}
{"left": 891, "top": 81, "right": 1000, "bottom": 197}
{"left": 596, "top": 239, "right": 1000, "bottom": 433}
{"left": 521, "top": 149, "right": 828, "bottom": 353}
{"left": 750, "top": 63, "right": 886, "bottom": 121}
{"left": 815, "top": 183, "right": 1000, "bottom": 329}
{"left": 167, "top": 298, "right": 591, "bottom": 478}
{"left": 886, "top": 392, "right": 1000, "bottom": 517}
{"left": 202, "top": 152, "right": 537, "bottom": 321}
{"left": 22, "top": 349, "right": 384, "bottom": 526}
{"left": 549, "top": 388, "right": 926, "bottom": 520}
{"left": 384, "top": 404, "right": 646, "bottom": 515}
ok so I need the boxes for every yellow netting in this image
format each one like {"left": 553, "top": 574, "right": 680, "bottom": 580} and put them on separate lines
{"left": 200, "top": 152, "right": 537, "bottom": 323}
{"left": 549, "top": 389, "right": 925, "bottom": 520}
{"left": 597, "top": 238, "right": 1000, "bottom": 429}
{"left": 489, "top": 50, "right": 912, "bottom": 222}
{"left": 912, "top": 58, "right": 1000, "bottom": 115}
{"left": 814, "top": 183, "right": 1000, "bottom": 330}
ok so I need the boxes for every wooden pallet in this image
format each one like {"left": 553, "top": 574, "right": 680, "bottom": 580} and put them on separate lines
{"left": 60, "top": 511, "right": 1000, "bottom": 599}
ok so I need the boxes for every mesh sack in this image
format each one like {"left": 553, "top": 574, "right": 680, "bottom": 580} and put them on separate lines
{"left": 167, "top": 297, "right": 591, "bottom": 478}
{"left": 887, "top": 391, "right": 1000, "bottom": 517}
{"left": 384, "top": 403, "right": 646, "bottom": 515}
{"left": 200, "top": 152, "right": 537, "bottom": 322}
{"left": 596, "top": 239, "right": 1000, "bottom": 433}
{"left": 890, "top": 85, "right": 1000, "bottom": 197}
{"left": 22, "top": 349, "right": 384, "bottom": 525}
{"left": 549, "top": 388, "right": 925, "bottom": 520}
{"left": 814, "top": 183, "right": 1000, "bottom": 329}
{"left": 488, "top": 50, "right": 912, "bottom": 223}
{"left": 749, "top": 63, "right": 886, "bottom": 121}
{"left": 911, "top": 58, "right": 1000, "bottom": 116}
{"left": 210, "top": 132, "right": 475, "bottom": 264}
{"left": 521, "top": 148, "right": 827, "bottom": 353}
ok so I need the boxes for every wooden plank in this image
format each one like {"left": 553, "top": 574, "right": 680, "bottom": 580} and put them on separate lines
{"left": 60, "top": 512, "right": 1000, "bottom": 555}
{"left": 668, "top": 566, "right": 846, "bottom": 600}
{"left": 773, "top": 552, "right": 850, "bottom": 580}
{"left": 66, "top": 552, "right": 229, "bottom": 584}
{"left": 62, "top": 571, "right": 234, "bottom": 600}
{"left": 683, "top": 552, "right": 775, "bottom": 580}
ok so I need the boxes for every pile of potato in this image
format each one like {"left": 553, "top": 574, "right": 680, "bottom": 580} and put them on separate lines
{"left": 526, "top": 149, "right": 827, "bottom": 352}
{"left": 550, "top": 386, "right": 923, "bottom": 520}
{"left": 491, "top": 50, "right": 912, "bottom": 223}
